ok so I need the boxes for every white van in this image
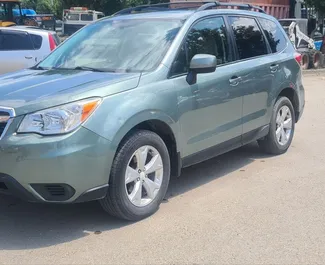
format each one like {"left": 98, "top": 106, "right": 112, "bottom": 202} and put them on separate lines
{"left": 62, "top": 7, "right": 104, "bottom": 36}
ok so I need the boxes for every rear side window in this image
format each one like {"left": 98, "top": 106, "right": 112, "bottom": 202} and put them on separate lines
{"left": 229, "top": 16, "right": 268, "bottom": 60}
{"left": 0, "top": 31, "right": 34, "bottom": 51}
{"left": 30, "top": 34, "right": 42, "bottom": 49}
{"left": 259, "top": 18, "right": 288, "bottom": 53}
{"left": 81, "top": 14, "right": 93, "bottom": 21}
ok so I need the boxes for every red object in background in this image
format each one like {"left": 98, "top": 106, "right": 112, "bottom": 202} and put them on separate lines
{"left": 169, "top": 0, "right": 290, "bottom": 19}
{"left": 48, "top": 33, "right": 56, "bottom": 51}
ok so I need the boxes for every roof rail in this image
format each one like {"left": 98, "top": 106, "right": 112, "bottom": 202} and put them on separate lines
{"left": 113, "top": 1, "right": 212, "bottom": 16}
{"left": 199, "top": 1, "right": 265, "bottom": 13}
{"left": 113, "top": 1, "right": 266, "bottom": 16}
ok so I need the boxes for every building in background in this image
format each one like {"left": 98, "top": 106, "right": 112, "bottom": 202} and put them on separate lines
{"left": 170, "top": 0, "right": 291, "bottom": 19}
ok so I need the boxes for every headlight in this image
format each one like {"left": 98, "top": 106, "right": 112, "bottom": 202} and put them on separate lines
{"left": 18, "top": 98, "right": 101, "bottom": 135}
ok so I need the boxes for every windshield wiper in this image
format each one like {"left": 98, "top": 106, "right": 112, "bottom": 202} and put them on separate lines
{"left": 73, "top": 66, "right": 108, "bottom": 72}
{"left": 31, "top": 66, "right": 48, "bottom": 70}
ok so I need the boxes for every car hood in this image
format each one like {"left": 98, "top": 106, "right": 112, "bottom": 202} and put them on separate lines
{"left": 0, "top": 69, "right": 141, "bottom": 116}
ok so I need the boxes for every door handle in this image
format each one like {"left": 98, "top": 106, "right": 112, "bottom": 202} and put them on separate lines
{"left": 229, "top": 76, "right": 242, "bottom": 86}
{"left": 270, "top": 64, "right": 279, "bottom": 72}
{"left": 25, "top": 56, "right": 33, "bottom": 59}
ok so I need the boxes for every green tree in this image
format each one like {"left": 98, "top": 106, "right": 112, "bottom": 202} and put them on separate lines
{"left": 305, "top": 0, "right": 325, "bottom": 15}
{"left": 21, "top": 0, "right": 169, "bottom": 17}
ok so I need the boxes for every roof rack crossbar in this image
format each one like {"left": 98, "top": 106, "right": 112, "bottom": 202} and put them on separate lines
{"left": 113, "top": 1, "right": 266, "bottom": 16}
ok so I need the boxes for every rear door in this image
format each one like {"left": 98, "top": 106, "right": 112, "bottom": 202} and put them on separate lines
{"left": 227, "top": 16, "right": 275, "bottom": 141}
{"left": 257, "top": 17, "right": 293, "bottom": 123}
{"left": 0, "top": 30, "right": 37, "bottom": 74}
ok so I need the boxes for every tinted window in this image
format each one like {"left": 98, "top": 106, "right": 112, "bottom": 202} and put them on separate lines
{"left": 30, "top": 34, "right": 42, "bottom": 49}
{"left": 172, "top": 17, "right": 230, "bottom": 76}
{"left": 259, "top": 18, "right": 287, "bottom": 53}
{"left": 0, "top": 31, "right": 34, "bottom": 50}
{"left": 229, "top": 17, "right": 268, "bottom": 60}
{"left": 97, "top": 14, "right": 104, "bottom": 19}
{"left": 81, "top": 14, "right": 93, "bottom": 21}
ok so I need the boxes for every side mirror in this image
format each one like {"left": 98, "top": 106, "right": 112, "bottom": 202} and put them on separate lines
{"left": 186, "top": 54, "right": 217, "bottom": 85}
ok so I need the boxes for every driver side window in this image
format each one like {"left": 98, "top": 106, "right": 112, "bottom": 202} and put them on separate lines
{"left": 171, "top": 17, "right": 230, "bottom": 76}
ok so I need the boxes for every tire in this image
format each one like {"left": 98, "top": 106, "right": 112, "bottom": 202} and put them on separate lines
{"left": 301, "top": 52, "right": 310, "bottom": 70}
{"left": 258, "top": 97, "right": 295, "bottom": 155}
{"left": 309, "top": 50, "right": 324, "bottom": 69}
{"left": 100, "top": 130, "right": 170, "bottom": 221}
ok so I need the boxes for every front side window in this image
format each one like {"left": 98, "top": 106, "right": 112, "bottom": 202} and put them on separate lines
{"left": 229, "top": 16, "right": 268, "bottom": 60}
{"left": 0, "top": 31, "right": 33, "bottom": 50}
{"left": 38, "top": 19, "right": 182, "bottom": 72}
{"left": 259, "top": 18, "right": 287, "bottom": 53}
{"left": 172, "top": 17, "right": 230, "bottom": 76}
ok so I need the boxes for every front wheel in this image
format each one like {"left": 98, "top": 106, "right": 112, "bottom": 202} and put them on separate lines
{"left": 100, "top": 130, "right": 170, "bottom": 221}
{"left": 258, "top": 97, "right": 295, "bottom": 155}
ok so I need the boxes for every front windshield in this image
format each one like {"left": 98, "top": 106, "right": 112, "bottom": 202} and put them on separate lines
{"left": 39, "top": 18, "right": 182, "bottom": 72}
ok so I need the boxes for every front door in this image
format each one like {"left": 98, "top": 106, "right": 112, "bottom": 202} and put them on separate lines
{"left": 170, "top": 16, "right": 243, "bottom": 162}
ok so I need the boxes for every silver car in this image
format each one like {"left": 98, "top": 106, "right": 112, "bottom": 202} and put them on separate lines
{"left": 0, "top": 26, "right": 60, "bottom": 74}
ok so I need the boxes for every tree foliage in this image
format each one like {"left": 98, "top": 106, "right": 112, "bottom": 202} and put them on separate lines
{"left": 305, "top": 0, "right": 325, "bottom": 15}
{"left": 21, "top": 0, "right": 168, "bottom": 18}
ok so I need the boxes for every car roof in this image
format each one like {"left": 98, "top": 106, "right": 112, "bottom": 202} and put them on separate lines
{"left": 106, "top": 8, "right": 277, "bottom": 22}
{"left": 0, "top": 26, "right": 55, "bottom": 35}
{"left": 108, "top": 10, "right": 194, "bottom": 20}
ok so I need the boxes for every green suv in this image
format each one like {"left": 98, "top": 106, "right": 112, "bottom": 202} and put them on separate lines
{"left": 0, "top": 2, "right": 305, "bottom": 220}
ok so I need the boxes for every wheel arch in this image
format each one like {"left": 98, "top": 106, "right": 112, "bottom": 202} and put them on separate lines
{"left": 276, "top": 87, "right": 300, "bottom": 123}
{"left": 111, "top": 114, "right": 181, "bottom": 178}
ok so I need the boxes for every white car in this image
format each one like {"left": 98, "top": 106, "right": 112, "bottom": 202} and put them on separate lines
{"left": 0, "top": 26, "right": 60, "bottom": 74}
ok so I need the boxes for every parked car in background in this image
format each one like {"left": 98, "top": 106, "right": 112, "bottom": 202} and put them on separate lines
{"left": 62, "top": 7, "right": 104, "bottom": 36}
{"left": 0, "top": 2, "right": 304, "bottom": 221}
{"left": 0, "top": 26, "right": 60, "bottom": 74}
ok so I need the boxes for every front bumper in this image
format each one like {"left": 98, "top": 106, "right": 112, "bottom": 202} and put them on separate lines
{"left": 0, "top": 119, "right": 114, "bottom": 203}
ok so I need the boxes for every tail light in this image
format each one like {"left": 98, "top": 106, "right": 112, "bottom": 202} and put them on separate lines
{"left": 294, "top": 52, "right": 302, "bottom": 66}
{"left": 48, "top": 33, "right": 56, "bottom": 51}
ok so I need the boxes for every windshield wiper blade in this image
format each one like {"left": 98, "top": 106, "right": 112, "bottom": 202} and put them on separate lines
{"left": 73, "top": 66, "right": 107, "bottom": 72}
{"left": 31, "top": 66, "right": 47, "bottom": 70}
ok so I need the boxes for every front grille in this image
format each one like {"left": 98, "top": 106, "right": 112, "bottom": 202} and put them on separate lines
{"left": 0, "top": 111, "right": 10, "bottom": 138}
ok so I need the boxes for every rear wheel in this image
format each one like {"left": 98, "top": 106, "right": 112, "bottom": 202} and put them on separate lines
{"left": 100, "top": 130, "right": 170, "bottom": 221}
{"left": 258, "top": 97, "right": 295, "bottom": 155}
